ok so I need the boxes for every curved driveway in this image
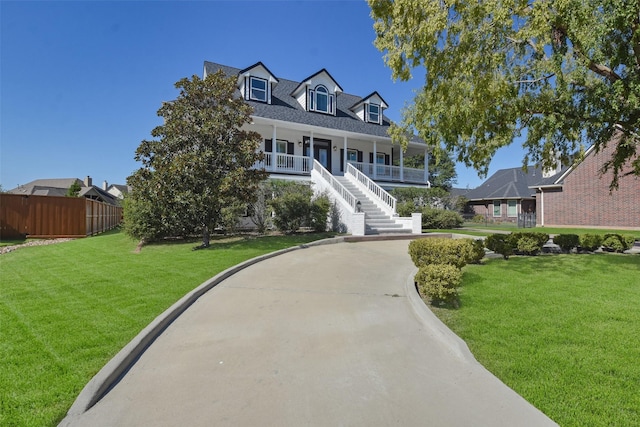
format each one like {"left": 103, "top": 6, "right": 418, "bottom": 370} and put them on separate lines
{"left": 62, "top": 239, "right": 556, "bottom": 426}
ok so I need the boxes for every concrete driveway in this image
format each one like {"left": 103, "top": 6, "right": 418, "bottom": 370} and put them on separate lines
{"left": 61, "top": 238, "right": 557, "bottom": 426}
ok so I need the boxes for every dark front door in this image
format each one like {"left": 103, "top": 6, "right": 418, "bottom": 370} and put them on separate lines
{"left": 304, "top": 137, "right": 332, "bottom": 172}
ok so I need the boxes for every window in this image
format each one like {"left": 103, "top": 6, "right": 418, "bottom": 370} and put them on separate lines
{"left": 276, "top": 140, "right": 288, "bottom": 153}
{"left": 507, "top": 200, "right": 517, "bottom": 217}
{"left": 309, "top": 85, "right": 335, "bottom": 114}
{"left": 493, "top": 200, "right": 501, "bottom": 217}
{"left": 367, "top": 103, "right": 380, "bottom": 124}
{"left": 347, "top": 149, "right": 358, "bottom": 162}
{"left": 249, "top": 77, "right": 267, "bottom": 102}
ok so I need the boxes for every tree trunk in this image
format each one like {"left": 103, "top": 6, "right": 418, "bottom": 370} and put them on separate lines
{"left": 202, "top": 225, "right": 210, "bottom": 248}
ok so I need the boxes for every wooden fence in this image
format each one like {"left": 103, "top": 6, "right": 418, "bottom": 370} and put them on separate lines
{"left": 0, "top": 193, "right": 122, "bottom": 239}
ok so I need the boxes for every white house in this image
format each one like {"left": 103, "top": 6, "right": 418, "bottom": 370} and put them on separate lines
{"left": 205, "top": 61, "right": 426, "bottom": 236}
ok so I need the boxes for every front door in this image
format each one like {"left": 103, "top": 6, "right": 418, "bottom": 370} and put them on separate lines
{"left": 304, "top": 137, "right": 332, "bottom": 172}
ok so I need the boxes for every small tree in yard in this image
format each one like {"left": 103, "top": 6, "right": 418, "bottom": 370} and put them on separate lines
{"left": 125, "top": 71, "right": 268, "bottom": 245}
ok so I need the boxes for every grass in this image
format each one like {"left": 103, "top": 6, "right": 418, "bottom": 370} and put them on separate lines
{"left": 431, "top": 254, "right": 640, "bottom": 427}
{"left": 0, "top": 229, "right": 335, "bottom": 427}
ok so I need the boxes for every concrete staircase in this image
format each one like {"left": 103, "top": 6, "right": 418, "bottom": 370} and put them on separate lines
{"left": 334, "top": 177, "right": 410, "bottom": 235}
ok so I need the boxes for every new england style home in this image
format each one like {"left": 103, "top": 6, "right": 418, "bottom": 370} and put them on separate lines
{"left": 205, "top": 61, "right": 428, "bottom": 235}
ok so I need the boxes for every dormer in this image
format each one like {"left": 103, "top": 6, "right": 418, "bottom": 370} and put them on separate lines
{"left": 291, "top": 69, "right": 343, "bottom": 116}
{"left": 237, "top": 62, "right": 279, "bottom": 104}
{"left": 350, "top": 92, "right": 389, "bottom": 125}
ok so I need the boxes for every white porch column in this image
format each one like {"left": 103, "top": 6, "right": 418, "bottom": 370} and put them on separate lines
{"left": 310, "top": 131, "right": 314, "bottom": 166}
{"left": 271, "top": 125, "right": 277, "bottom": 172}
{"left": 373, "top": 141, "right": 377, "bottom": 179}
{"left": 400, "top": 148, "right": 404, "bottom": 182}
{"left": 343, "top": 135, "right": 348, "bottom": 173}
{"left": 424, "top": 149, "right": 429, "bottom": 183}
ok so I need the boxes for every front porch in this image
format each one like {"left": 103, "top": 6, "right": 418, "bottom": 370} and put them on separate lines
{"left": 255, "top": 153, "right": 429, "bottom": 186}
{"left": 248, "top": 118, "right": 431, "bottom": 188}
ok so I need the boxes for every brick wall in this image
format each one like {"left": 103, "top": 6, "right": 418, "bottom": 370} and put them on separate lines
{"left": 469, "top": 199, "right": 533, "bottom": 223}
{"left": 538, "top": 142, "right": 640, "bottom": 228}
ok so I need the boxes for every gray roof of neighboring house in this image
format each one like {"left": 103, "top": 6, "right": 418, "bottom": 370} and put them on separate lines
{"left": 8, "top": 178, "right": 120, "bottom": 206}
{"left": 465, "top": 166, "right": 566, "bottom": 200}
{"left": 204, "top": 61, "right": 423, "bottom": 143}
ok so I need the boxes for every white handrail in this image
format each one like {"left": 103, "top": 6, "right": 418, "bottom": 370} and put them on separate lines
{"left": 347, "top": 163, "right": 397, "bottom": 214}
{"left": 313, "top": 160, "right": 357, "bottom": 211}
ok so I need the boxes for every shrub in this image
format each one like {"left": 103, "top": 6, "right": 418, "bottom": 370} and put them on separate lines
{"left": 421, "top": 207, "right": 463, "bottom": 229}
{"left": 469, "top": 239, "right": 486, "bottom": 264}
{"left": 329, "top": 200, "right": 345, "bottom": 233}
{"left": 396, "top": 200, "right": 416, "bottom": 217}
{"left": 516, "top": 236, "right": 541, "bottom": 255}
{"left": 553, "top": 234, "right": 580, "bottom": 253}
{"left": 415, "top": 263, "right": 462, "bottom": 307}
{"left": 408, "top": 238, "right": 478, "bottom": 268}
{"left": 601, "top": 234, "right": 634, "bottom": 253}
{"left": 471, "top": 214, "right": 486, "bottom": 223}
{"left": 270, "top": 192, "right": 310, "bottom": 233}
{"left": 484, "top": 234, "right": 513, "bottom": 259}
{"left": 309, "top": 194, "right": 331, "bottom": 232}
{"left": 579, "top": 234, "right": 603, "bottom": 252}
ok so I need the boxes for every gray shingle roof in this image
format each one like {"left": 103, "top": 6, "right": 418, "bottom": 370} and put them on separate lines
{"left": 465, "top": 166, "right": 546, "bottom": 200}
{"left": 204, "top": 61, "right": 422, "bottom": 142}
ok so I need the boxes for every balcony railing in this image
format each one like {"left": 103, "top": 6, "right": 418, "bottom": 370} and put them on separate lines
{"left": 253, "top": 155, "right": 429, "bottom": 185}
{"left": 347, "top": 161, "right": 429, "bottom": 185}
{"left": 254, "top": 153, "right": 312, "bottom": 175}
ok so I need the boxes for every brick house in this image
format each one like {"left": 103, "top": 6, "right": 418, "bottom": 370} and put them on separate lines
{"left": 464, "top": 166, "right": 552, "bottom": 223}
{"left": 531, "top": 136, "right": 640, "bottom": 229}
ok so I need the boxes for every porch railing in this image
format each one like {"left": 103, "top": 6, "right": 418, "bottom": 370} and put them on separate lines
{"left": 255, "top": 153, "right": 312, "bottom": 174}
{"left": 313, "top": 160, "right": 357, "bottom": 211}
{"left": 346, "top": 163, "right": 396, "bottom": 215}
{"left": 347, "top": 161, "right": 429, "bottom": 185}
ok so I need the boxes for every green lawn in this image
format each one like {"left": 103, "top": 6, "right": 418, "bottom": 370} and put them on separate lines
{"left": 0, "top": 230, "right": 334, "bottom": 427}
{"left": 432, "top": 254, "right": 640, "bottom": 427}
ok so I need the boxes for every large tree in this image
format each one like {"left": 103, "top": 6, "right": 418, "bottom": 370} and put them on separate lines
{"left": 126, "top": 71, "right": 267, "bottom": 245}
{"left": 370, "top": 0, "right": 640, "bottom": 187}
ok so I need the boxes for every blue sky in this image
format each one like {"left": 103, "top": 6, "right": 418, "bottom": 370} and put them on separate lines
{"left": 1, "top": 0, "right": 525, "bottom": 191}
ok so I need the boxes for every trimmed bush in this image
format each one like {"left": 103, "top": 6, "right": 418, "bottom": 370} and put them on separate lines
{"left": 553, "top": 234, "right": 580, "bottom": 253}
{"left": 579, "top": 234, "right": 603, "bottom": 252}
{"left": 516, "top": 236, "right": 541, "bottom": 255}
{"left": 396, "top": 200, "right": 416, "bottom": 217}
{"left": 485, "top": 234, "right": 513, "bottom": 259}
{"left": 415, "top": 263, "right": 462, "bottom": 307}
{"left": 471, "top": 214, "right": 486, "bottom": 223}
{"left": 270, "top": 192, "right": 310, "bottom": 233}
{"left": 421, "top": 207, "right": 463, "bottom": 229}
{"left": 409, "top": 238, "right": 480, "bottom": 268}
{"left": 601, "top": 234, "right": 634, "bottom": 253}
{"left": 469, "top": 239, "right": 486, "bottom": 264}
{"left": 309, "top": 194, "right": 331, "bottom": 232}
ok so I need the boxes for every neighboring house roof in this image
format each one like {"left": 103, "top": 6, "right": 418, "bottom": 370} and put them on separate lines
{"left": 203, "top": 61, "right": 423, "bottom": 144}
{"left": 450, "top": 187, "right": 471, "bottom": 197}
{"left": 465, "top": 166, "right": 565, "bottom": 201}
{"left": 8, "top": 178, "right": 121, "bottom": 206}
{"left": 8, "top": 178, "right": 83, "bottom": 196}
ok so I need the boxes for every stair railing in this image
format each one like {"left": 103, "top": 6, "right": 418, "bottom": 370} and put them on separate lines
{"left": 313, "top": 160, "right": 357, "bottom": 211}
{"left": 346, "top": 163, "right": 397, "bottom": 215}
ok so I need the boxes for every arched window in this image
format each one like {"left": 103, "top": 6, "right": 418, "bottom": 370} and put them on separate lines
{"left": 315, "top": 85, "right": 328, "bottom": 113}
{"left": 308, "top": 85, "right": 334, "bottom": 114}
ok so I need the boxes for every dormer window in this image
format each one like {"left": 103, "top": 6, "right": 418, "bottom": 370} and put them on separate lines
{"left": 250, "top": 77, "right": 267, "bottom": 102}
{"left": 309, "top": 85, "right": 335, "bottom": 114}
{"left": 367, "top": 103, "right": 380, "bottom": 124}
